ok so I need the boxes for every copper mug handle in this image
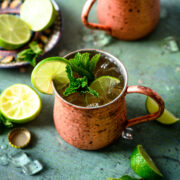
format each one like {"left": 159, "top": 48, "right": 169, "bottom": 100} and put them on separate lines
{"left": 126, "top": 85, "right": 165, "bottom": 127}
{"left": 81, "top": 0, "right": 111, "bottom": 33}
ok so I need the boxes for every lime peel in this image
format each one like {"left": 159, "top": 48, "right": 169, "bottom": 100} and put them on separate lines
{"left": 85, "top": 75, "right": 121, "bottom": 106}
{"left": 31, "top": 57, "right": 69, "bottom": 95}
{"left": 146, "top": 96, "right": 179, "bottom": 125}
{"left": 20, "top": 0, "right": 57, "bottom": 31}
{"left": 130, "top": 145, "right": 163, "bottom": 180}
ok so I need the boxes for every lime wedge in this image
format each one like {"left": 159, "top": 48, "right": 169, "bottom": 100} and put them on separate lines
{"left": 20, "top": 0, "right": 57, "bottom": 31}
{"left": 0, "top": 84, "right": 41, "bottom": 123}
{"left": 107, "top": 175, "right": 140, "bottom": 180}
{"left": 130, "top": 145, "right": 163, "bottom": 180}
{"left": 85, "top": 76, "right": 121, "bottom": 106}
{"left": 0, "top": 14, "right": 31, "bottom": 50}
{"left": 146, "top": 96, "right": 179, "bottom": 125}
{"left": 31, "top": 57, "right": 69, "bottom": 95}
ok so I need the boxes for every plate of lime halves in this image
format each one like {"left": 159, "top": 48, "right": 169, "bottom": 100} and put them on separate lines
{"left": 0, "top": 0, "right": 63, "bottom": 68}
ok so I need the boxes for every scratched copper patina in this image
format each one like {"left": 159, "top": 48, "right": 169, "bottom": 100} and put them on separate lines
{"left": 81, "top": 0, "right": 160, "bottom": 40}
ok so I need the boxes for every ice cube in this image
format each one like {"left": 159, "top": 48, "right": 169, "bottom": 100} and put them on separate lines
{"left": 0, "top": 143, "right": 8, "bottom": 156}
{"left": 160, "top": 7, "right": 168, "bottom": 19}
{"left": 22, "top": 160, "right": 43, "bottom": 175}
{"left": 93, "top": 32, "right": 112, "bottom": 47}
{"left": 0, "top": 155, "right": 9, "bottom": 166}
{"left": 0, "top": 144, "right": 8, "bottom": 150}
{"left": 122, "top": 128, "right": 133, "bottom": 140}
{"left": 86, "top": 103, "right": 99, "bottom": 108}
{"left": 163, "top": 36, "right": 179, "bottom": 53}
{"left": 11, "top": 152, "right": 31, "bottom": 167}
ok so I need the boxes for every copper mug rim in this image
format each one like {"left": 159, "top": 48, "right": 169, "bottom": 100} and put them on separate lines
{"left": 53, "top": 48, "right": 128, "bottom": 109}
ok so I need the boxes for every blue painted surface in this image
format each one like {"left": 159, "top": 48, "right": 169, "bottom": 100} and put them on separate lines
{"left": 0, "top": 0, "right": 180, "bottom": 179}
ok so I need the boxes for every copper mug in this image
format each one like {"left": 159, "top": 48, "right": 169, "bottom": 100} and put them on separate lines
{"left": 53, "top": 49, "right": 164, "bottom": 150}
{"left": 81, "top": 0, "right": 160, "bottom": 40}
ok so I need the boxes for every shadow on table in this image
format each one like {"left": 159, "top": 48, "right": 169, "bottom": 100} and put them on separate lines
{"left": 142, "top": 4, "right": 180, "bottom": 42}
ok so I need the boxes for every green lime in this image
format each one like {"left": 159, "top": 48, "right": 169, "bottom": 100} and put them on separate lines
{"left": 20, "top": 0, "right": 57, "bottom": 31}
{"left": 0, "top": 14, "right": 31, "bottom": 50}
{"left": 107, "top": 175, "right": 140, "bottom": 180}
{"left": 130, "top": 145, "right": 163, "bottom": 180}
{"left": 85, "top": 76, "right": 121, "bottom": 106}
{"left": 146, "top": 96, "right": 179, "bottom": 125}
{"left": 31, "top": 57, "right": 69, "bottom": 95}
{"left": 0, "top": 84, "right": 41, "bottom": 123}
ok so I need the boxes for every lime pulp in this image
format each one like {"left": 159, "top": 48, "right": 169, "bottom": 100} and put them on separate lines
{"left": 0, "top": 84, "right": 41, "bottom": 123}
{"left": 31, "top": 57, "right": 69, "bottom": 95}
{"left": 0, "top": 14, "right": 31, "bottom": 50}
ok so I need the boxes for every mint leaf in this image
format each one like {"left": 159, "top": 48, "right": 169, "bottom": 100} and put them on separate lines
{"left": 29, "top": 41, "right": 43, "bottom": 54}
{"left": 17, "top": 41, "right": 43, "bottom": 67}
{"left": 68, "top": 52, "right": 100, "bottom": 83}
{"left": 0, "top": 112, "right": 13, "bottom": 128}
{"left": 64, "top": 65, "right": 99, "bottom": 97}
{"left": 82, "top": 53, "right": 90, "bottom": 69}
{"left": 89, "top": 54, "right": 100, "bottom": 73}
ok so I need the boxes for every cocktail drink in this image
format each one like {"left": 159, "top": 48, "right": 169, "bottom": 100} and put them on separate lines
{"left": 31, "top": 49, "right": 164, "bottom": 150}
{"left": 56, "top": 53, "right": 124, "bottom": 107}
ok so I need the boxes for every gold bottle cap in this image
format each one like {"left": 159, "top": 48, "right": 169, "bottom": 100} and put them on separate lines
{"left": 8, "top": 128, "right": 31, "bottom": 149}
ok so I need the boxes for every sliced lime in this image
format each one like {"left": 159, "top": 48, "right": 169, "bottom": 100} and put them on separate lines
{"left": 20, "top": 0, "right": 57, "bottom": 31}
{"left": 85, "top": 76, "right": 122, "bottom": 106}
{"left": 0, "top": 84, "right": 41, "bottom": 123}
{"left": 130, "top": 145, "right": 163, "bottom": 180}
{"left": 146, "top": 96, "right": 179, "bottom": 125}
{"left": 0, "top": 14, "right": 31, "bottom": 50}
{"left": 31, "top": 57, "right": 69, "bottom": 95}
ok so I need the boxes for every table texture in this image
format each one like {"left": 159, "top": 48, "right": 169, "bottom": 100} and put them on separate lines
{"left": 0, "top": 0, "right": 180, "bottom": 179}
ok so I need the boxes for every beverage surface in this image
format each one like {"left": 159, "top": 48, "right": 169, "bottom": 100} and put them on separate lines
{"left": 57, "top": 55, "right": 124, "bottom": 107}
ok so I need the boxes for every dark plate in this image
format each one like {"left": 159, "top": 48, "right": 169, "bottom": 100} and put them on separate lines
{"left": 0, "top": 0, "right": 63, "bottom": 68}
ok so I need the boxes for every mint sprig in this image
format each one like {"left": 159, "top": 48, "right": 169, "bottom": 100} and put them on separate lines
{"left": 17, "top": 41, "right": 43, "bottom": 67}
{"left": 0, "top": 112, "right": 13, "bottom": 128}
{"left": 63, "top": 65, "right": 99, "bottom": 97}
{"left": 69, "top": 52, "right": 100, "bottom": 83}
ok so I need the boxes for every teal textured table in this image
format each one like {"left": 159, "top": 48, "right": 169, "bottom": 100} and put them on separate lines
{"left": 0, "top": 0, "right": 180, "bottom": 179}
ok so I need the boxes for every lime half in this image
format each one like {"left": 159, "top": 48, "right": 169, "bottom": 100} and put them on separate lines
{"left": 0, "top": 14, "right": 31, "bottom": 50}
{"left": 20, "top": 0, "right": 57, "bottom": 31}
{"left": 85, "top": 76, "right": 122, "bottom": 106}
{"left": 31, "top": 57, "right": 69, "bottom": 95}
{"left": 0, "top": 84, "right": 41, "bottom": 123}
{"left": 146, "top": 96, "right": 179, "bottom": 125}
{"left": 130, "top": 145, "right": 163, "bottom": 180}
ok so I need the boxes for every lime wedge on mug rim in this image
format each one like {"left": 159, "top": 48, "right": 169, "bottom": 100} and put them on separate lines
{"left": 20, "top": 0, "right": 57, "bottom": 31}
{"left": 146, "top": 96, "right": 179, "bottom": 125}
{"left": 0, "top": 84, "right": 41, "bottom": 123}
{"left": 85, "top": 75, "right": 121, "bottom": 106}
{"left": 31, "top": 57, "right": 69, "bottom": 95}
{"left": 0, "top": 14, "right": 31, "bottom": 50}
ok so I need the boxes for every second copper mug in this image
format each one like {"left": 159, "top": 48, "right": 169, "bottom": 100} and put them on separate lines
{"left": 53, "top": 49, "right": 164, "bottom": 150}
{"left": 81, "top": 0, "right": 160, "bottom": 40}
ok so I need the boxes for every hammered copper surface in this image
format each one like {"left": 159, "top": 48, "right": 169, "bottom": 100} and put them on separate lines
{"left": 54, "top": 93, "right": 127, "bottom": 150}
